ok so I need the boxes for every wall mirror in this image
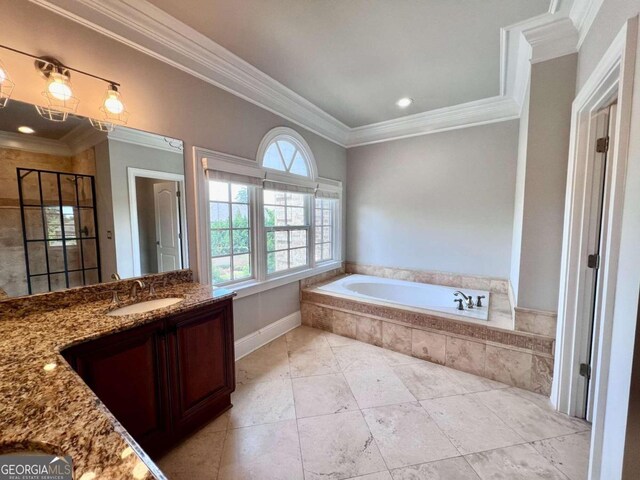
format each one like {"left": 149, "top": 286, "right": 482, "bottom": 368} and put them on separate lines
{"left": 0, "top": 99, "right": 187, "bottom": 299}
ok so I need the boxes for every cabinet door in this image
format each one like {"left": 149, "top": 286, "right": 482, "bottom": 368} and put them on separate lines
{"left": 64, "top": 322, "right": 170, "bottom": 455}
{"left": 167, "top": 300, "right": 235, "bottom": 435}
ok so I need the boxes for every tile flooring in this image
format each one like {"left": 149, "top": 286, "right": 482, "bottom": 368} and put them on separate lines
{"left": 158, "top": 326, "right": 591, "bottom": 480}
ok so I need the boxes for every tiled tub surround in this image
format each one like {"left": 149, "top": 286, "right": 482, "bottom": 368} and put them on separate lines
{"left": 317, "top": 274, "right": 492, "bottom": 321}
{"left": 0, "top": 270, "right": 234, "bottom": 480}
{"left": 302, "top": 280, "right": 555, "bottom": 395}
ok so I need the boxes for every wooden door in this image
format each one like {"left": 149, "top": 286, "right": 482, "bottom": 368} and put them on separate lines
{"left": 153, "top": 181, "right": 181, "bottom": 272}
{"left": 63, "top": 321, "right": 170, "bottom": 455}
{"left": 167, "top": 301, "right": 235, "bottom": 436}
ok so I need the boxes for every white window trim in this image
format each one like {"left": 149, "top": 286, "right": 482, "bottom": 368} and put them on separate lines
{"left": 256, "top": 126, "right": 318, "bottom": 180}
{"left": 193, "top": 146, "right": 343, "bottom": 295}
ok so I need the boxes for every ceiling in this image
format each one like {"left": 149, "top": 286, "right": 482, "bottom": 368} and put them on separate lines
{"left": 0, "top": 100, "right": 84, "bottom": 140}
{"left": 147, "top": 0, "right": 550, "bottom": 128}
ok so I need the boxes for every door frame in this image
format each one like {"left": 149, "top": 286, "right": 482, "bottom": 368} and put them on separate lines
{"left": 127, "top": 167, "right": 187, "bottom": 277}
{"left": 552, "top": 16, "right": 638, "bottom": 478}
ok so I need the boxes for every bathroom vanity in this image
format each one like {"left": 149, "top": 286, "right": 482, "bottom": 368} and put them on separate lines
{"left": 0, "top": 273, "right": 235, "bottom": 479}
{"left": 63, "top": 297, "right": 235, "bottom": 457}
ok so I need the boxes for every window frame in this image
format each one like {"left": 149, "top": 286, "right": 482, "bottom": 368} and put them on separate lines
{"left": 313, "top": 197, "right": 339, "bottom": 265}
{"left": 197, "top": 139, "right": 342, "bottom": 296}
{"left": 208, "top": 180, "right": 256, "bottom": 287}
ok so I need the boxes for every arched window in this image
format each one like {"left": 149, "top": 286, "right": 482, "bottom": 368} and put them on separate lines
{"left": 256, "top": 127, "right": 317, "bottom": 179}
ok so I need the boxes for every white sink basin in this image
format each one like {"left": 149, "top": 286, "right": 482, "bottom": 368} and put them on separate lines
{"left": 106, "top": 297, "right": 184, "bottom": 316}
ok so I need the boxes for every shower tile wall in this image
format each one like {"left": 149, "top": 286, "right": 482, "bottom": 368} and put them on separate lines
{"left": 0, "top": 147, "right": 96, "bottom": 297}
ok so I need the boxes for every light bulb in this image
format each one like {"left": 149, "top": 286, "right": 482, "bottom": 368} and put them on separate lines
{"left": 47, "top": 72, "right": 73, "bottom": 101}
{"left": 0, "top": 66, "right": 6, "bottom": 84}
{"left": 104, "top": 87, "right": 124, "bottom": 114}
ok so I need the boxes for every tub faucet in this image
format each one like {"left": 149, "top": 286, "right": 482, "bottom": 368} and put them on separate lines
{"left": 454, "top": 299, "right": 464, "bottom": 311}
{"left": 454, "top": 291, "right": 474, "bottom": 309}
{"left": 130, "top": 280, "right": 145, "bottom": 300}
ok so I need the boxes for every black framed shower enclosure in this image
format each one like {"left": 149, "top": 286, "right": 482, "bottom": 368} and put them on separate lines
{"left": 17, "top": 167, "right": 102, "bottom": 294}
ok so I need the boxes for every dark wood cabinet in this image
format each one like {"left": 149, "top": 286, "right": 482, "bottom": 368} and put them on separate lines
{"left": 65, "top": 321, "right": 170, "bottom": 455}
{"left": 167, "top": 301, "right": 235, "bottom": 436}
{"left": 62, "top": 298, "right": 235, "bottom": 456}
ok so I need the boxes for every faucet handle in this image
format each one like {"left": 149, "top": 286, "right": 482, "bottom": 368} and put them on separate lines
{"left": 111, "top": 290, "right": 120, "bottom": 305}
{"left": 454, "top": 299, "right": 464, "bottom": 311}
{"left": 476, "top": 295, "right": 486, "bottom": 307}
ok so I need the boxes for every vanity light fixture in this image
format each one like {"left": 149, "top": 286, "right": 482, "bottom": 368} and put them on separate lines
{"left": 0, "top": 44, "right": 130, "bottom": 127}
{"left": 0, "top": 59, "right": 15, "bottom": 108}
{"left": 396, "top": 97, "right": 413, "bottom": 108}
{"left": 18, "top": 126, "right": 35, "bottom": 134}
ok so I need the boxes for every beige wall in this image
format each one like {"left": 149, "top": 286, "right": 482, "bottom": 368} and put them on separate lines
{"left": 510, "top": 54, "right": 577, "bottom": 312}
{"left": 0, "top": 1, "right": 347, "bottom": 338}
{"left": 346, "top": 120, "right": 519, "bottom": 279}
{"left": 577, "top": 0, "right": 640, "bottom": 90}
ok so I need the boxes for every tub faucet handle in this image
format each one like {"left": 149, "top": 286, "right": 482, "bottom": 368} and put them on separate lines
{"left": 476, "top": 295, "right": 486, "bottom": 307}
{"left": 454, "top": 298, "right": 464, "bottom": 311}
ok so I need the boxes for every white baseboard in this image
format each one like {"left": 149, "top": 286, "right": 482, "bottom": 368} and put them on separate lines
{"left": 234, "top": 310, "right": 301, "bottom": 360}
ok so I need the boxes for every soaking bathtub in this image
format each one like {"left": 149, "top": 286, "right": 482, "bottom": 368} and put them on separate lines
{"left": 316, "top": 274, "right": 490, "bottom": 321}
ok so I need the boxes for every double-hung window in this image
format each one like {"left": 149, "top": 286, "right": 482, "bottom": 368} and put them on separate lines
{"left": 314, "top": 197, "right": 337, "bottom": 263}
{"left": 204, "top": 127, "right": 342, "bottom": 288}
{"left": 264, "top": 190, "right": 310, "bottom": 274}
{"left": 209, "top": 180, "right": 252, "bottom": 284}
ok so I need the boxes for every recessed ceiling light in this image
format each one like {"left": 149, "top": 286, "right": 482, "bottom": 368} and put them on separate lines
{"left": 396, "top": 97, "right": 413, "bottom": 108}
{"left": 18, "top": 126, "right": 35, "bottom": 134}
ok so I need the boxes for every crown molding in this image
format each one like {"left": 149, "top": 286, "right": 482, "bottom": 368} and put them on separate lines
{"left": 347, "top": 96, "right": 520, "bottom": 147}
{"left": 60, "top": 123, "right": 107, "bottom": 155}
{"left": 28, "top": 0, "right": 594, "bottom": 148}
{"left": 30, "top": 0, "right": 351, "bottom": 146}
{"left": 0, "top": 130, "right": 71, "bottom": 156}
{"left": 524, "top": 17, "right": 579, "bottom": 64}
{"left": 570, "top": 0, "right": 605, "bottom": 48}
{"left": 107, "top": 126, "right": 184, "bottom": 153}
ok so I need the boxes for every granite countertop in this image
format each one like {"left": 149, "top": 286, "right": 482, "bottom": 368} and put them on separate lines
{"left": 0, "top": 277, "right": 234, "bottom": 480}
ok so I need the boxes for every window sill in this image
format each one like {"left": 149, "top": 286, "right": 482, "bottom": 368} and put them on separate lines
{"left": 216, "top": 261, "right": 342, "bottom": 300}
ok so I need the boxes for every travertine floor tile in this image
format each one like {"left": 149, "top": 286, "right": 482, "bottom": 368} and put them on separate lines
{"left": 443, "top": 365, "right": 509, "bottom": 393}
{"left": 158, "top": 428, "right": 225, "bottom": 480}
{"left": 348, "top": 471, "right": 393, "bottom": 480}
{"left": 333, "top": 343, "right": 391, "bottom": 372}
{"left": 344, "top": 366, "right": 416, "bottom": 409}
{"left": 235, "top": 336, "right": 290, "bottom": 384}
{"left": 393, "top": 362, "right": 467, "bottom": 400}
{"left": 229, "top": 379, "right": 295, "bottom": 428}
{"left": 292, "top": 373, "right": 358, "bottom": 418}
{"left": 298, "top": 410, "right": 387, "bottom": 480}
{"left": 532, "top": 431, "right": 591, "bottom": 480}
{"left": 421, "top": 395, "right": 523, "bottom": 454}
{"left": 218, "top": 420, "right": 303, "bottom": 480}
{"left": 391, "top": 457, "right": 481, "bottom": 480}
{"left": 285, "top": 325, "right": 330, "bottom": 352}
{"left": 472, "top": 388, "right": 590, "bottom": 442}
{"left": 362, "top": 402, "right": 458, "bottom": 468}
{"left": 288, "top": 344, "right": 341, "bottom": 378}
{"left": 465, "top": 443, "right": 568, "bottom": 480}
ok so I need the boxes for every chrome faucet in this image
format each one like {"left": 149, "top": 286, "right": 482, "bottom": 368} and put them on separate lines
{"left": 453, "top": 291, "right": 474, "bottom": 309}
{"left": 130, "top": 280, "right": 145, "bottom": 300}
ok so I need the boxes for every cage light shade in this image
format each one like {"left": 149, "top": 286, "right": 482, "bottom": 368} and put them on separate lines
{"left": 99, "top": 85, "right": 129, "bottom": 126}
{"left": 0, "top": 60, "right": 15, "bottom": 108}
{"left": 34, "top": 105, "right": 68, "bottom": 122}
{"left": 89, "top": 117, "right": 114, "bottom": 132}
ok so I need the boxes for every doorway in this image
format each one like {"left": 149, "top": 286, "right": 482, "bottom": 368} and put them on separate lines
{"left": 127, "top": 168, "right": 187, "bottom": 277}
{"left": 582, "top": 104, "right": 617, "bottom": 422}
